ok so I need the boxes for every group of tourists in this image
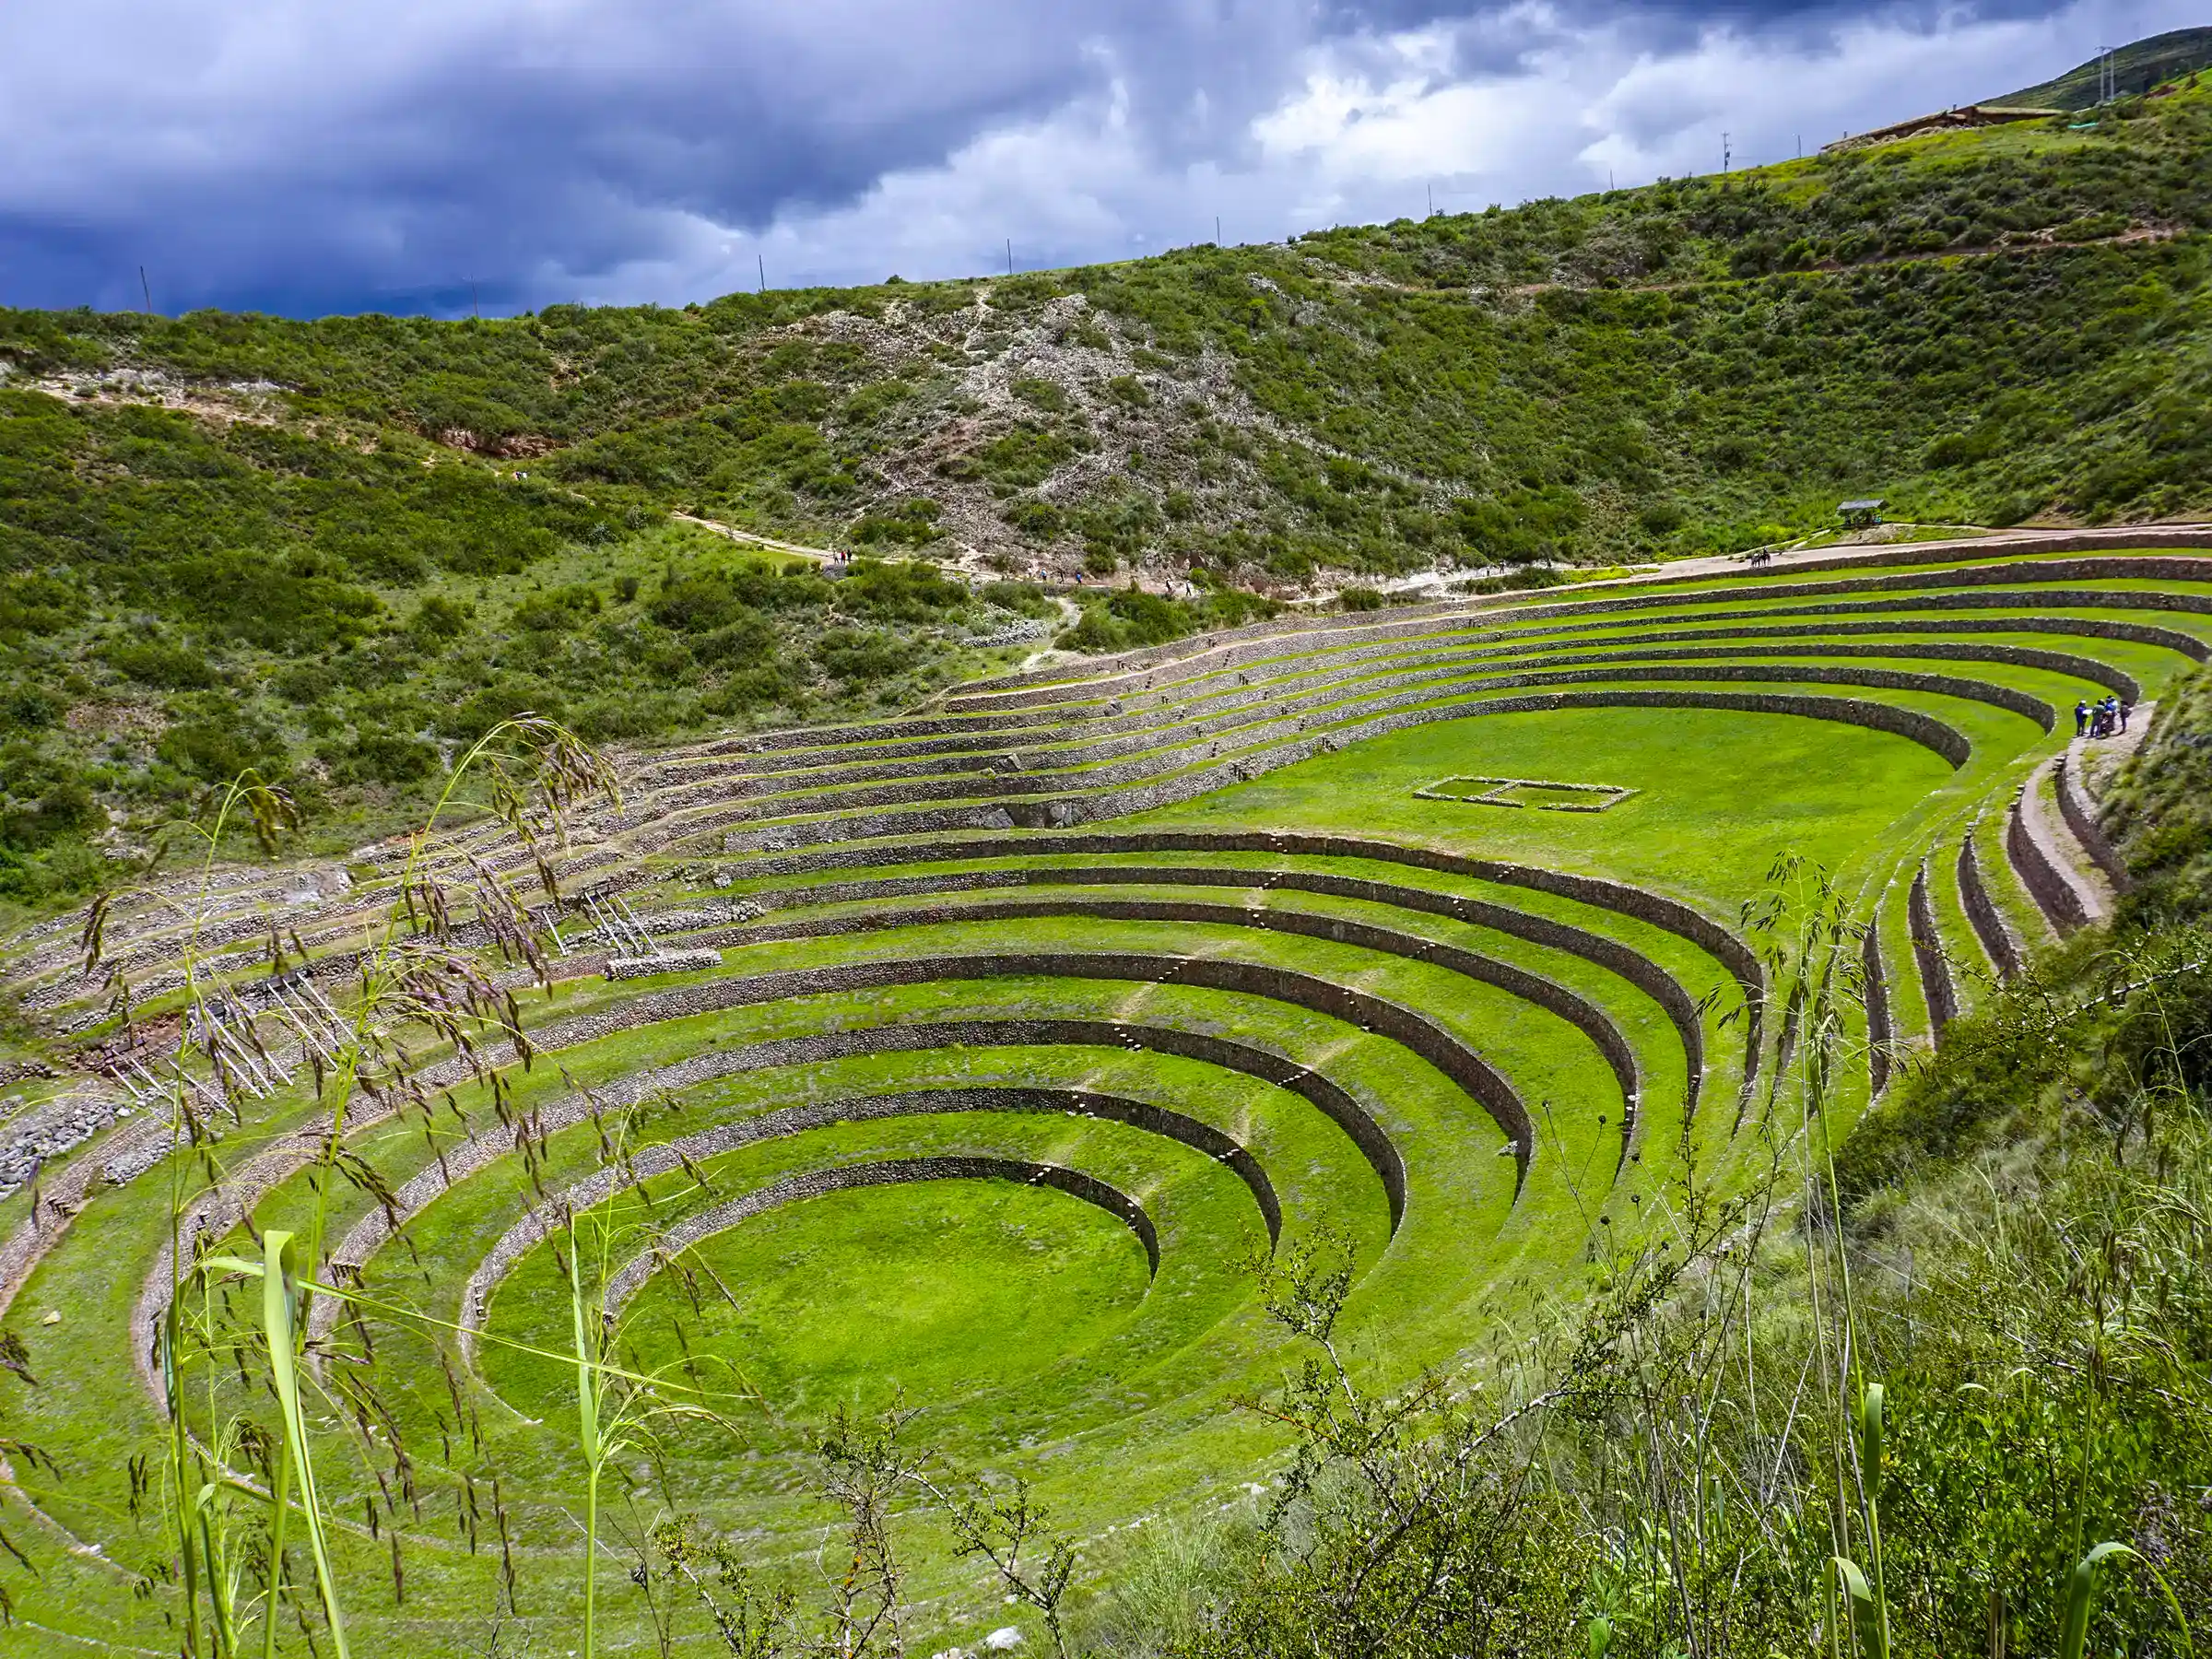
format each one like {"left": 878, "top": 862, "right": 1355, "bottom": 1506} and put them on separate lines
{"left": 2075, "top": 696, "right": 2132, "bottom": 739}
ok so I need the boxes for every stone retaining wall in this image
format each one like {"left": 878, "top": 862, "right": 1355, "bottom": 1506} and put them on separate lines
{"left": 1957, "top": 832, "right": 2024, "bottom": 981}
{"left": 946, "top": 551, "right": 2212, "bottom": 713}
{"left": 254, "top": 598, "right": 2203, "bottom": 915}
{"left": 604, "top": 948, "right": 724, "bottom": 980}
{"left": 600, "top": 629, "right": 2155, "bottom": 841}
{"left": 731, "top": 861, "right": 1707, "bottom": 1128}
{"left": 328, "top": 1080, "right": 1281, "bottom": 1352}
{"left": 702, "top": 895, "right": 1638, "bottom": 1124}
{"left": 1749, "top": 528, "right": 2212, "bottom": 578}
{"left": 129, "top": 981, "right": 1424, "bottom": 1402}
{"left": 949, "top": 581, "right": 2101, "bottom": 716}
{"left": 1862, "top": 916, "right": 1892, "bottom": 1097}
{"left": 732, "top": 827, "right": 1758, "bottom": 1012}
{"left": 935, "top": 593, "right": 2206, "bottom": 734}
{"left": 2007, "top": 783, "right": 2090, "bottom": 935}
{"left": 668, "top": 664, "right": 2027, "bottom": 858}
{"left": 727, "top": 825, "right": 1760, "bottom": 1080}
{"left": 1908, "top": 864, "right": 1959, "bottom": 1039}
{"left": 698, "top": 689, "right": 1977, "bottom": 862}
{"left": 597, "top": 1158, "right": 1159, "bottom": 1319}
{"left": 2055, "top": 755, "right": 2132, "bottom": 891}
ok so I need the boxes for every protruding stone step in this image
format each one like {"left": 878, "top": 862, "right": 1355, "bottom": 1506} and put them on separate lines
{"left": 604, "top": 948, "right": 724, "bottom": 981}
{"left": 2006, "top": 758, "right": 2113, "bottom": 935}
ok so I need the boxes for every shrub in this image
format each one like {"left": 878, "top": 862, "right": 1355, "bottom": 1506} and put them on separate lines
{"left": 156, "top": 703, "right": 286, "bottom": 784}
{"left": 509, "top": 583, "right": 602, "bottom": 631}
{"left": 980, "top": 581, "right": 1055, "bottom": 618}
{"left": 321, "top": 727, "right": 438, "bottom": 785}
{"left": 650, "top": 575, "right": 757, "bottom": 633}
{"left": 107, "top": 640, "right": 220, "bottom": 690}
{"left": 850, "top": 498, "right": 945, "bottom": 547}
{"left": 1002, "top": 499, "right": 1065, "bottom": 539}
{"left": 833, "top": 559, "right": 967, "bottom": 624}
{"left": 691, "top": 614, "right": 777, "bottom": 667}
{"left": 439, "top": 675, "right": 565, "bottom": 739}
{"left": 1452, "top": 487, "right": 1586, "bottom": 563}
{"left": 1011, "top": 377, "right": 1070, "bottom": 413}
{"left": 407, "top": 594, "right": 475, "bottom": 639}
{"left": 0, "top": 687, "right": 61, "bottom": 734}
{"left": 814, "top": 628, "right": 915, "bottom": 683}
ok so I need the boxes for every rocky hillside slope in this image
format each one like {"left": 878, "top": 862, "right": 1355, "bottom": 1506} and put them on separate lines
{"left": 3, "top": 59, "right": 2211, "bottom": 912}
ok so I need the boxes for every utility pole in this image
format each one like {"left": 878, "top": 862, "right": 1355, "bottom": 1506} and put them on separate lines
{"left": 1006, "top": 237, "right": 1014, "bottom": 276}
{"left": 138, "top": 265, "right": 154, "bottom": 315}
{"left": 758, "top": 253, "right": 766, "bottom": 294}
{"left": 1723, "top": 132, "right": 1731, "bottom": 174}
{"left": 1215, "top": 215, "right": 1221, "bottom": 245}
{"left": 1427, "top": 182, "right": 1433, "bottom": 217}
{"left": 469, "top": 278, "right": 480, "bottom": 320}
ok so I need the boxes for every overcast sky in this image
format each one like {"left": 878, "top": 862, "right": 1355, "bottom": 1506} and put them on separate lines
{"left": 0, "top": 0, "right": 2200, "bottom": 318}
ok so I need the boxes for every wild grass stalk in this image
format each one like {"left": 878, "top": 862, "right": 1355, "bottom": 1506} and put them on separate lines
{"left": 107, "top": 719, "right": 624, "bottom": 1649}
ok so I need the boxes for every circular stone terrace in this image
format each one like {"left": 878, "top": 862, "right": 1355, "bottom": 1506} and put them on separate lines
{"left": 0, "top": 528, "right": 2199, "bottom": 1652}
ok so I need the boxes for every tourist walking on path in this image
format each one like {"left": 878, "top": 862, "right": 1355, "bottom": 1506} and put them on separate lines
{"left": 2076, "top": 700, "right": 2089, "bottom": 736}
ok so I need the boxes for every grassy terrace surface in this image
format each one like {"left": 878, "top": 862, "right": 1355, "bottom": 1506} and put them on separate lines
{"left": 0, "top": 537, "right": 2204, "bottom": 1653}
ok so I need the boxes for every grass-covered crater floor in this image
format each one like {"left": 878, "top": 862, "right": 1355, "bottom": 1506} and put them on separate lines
{"left": 0, "top": 538, "right": 2205, "bottom": 1654}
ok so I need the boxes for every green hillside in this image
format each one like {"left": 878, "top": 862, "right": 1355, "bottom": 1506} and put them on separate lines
{"left": 6, "top": 37, "right": 2212, "bottom": 1659}
{"left": 1993, "top": 24, "right": 2212, "bottom": 108}
{"left": 4, "top": 70, "right": 2212, "bottom": 911}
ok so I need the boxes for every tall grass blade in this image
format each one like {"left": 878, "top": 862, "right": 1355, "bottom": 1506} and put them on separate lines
{"left": 2065, "top": 1542, "right": 2196, "bottom": 1659}
{"left": 261, "top": 1231, "right": 349, "bottom": 1659}
{"left": 571, "top": 1241, "right": 603, "bottom": 1659}
{"left": 1831, "top": 1557, "right": 1888, "bottom": 1659}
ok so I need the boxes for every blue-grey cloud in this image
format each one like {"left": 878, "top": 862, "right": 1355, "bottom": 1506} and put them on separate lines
{"left": 0, "top": 0, "right": 2198, "bottom": 319}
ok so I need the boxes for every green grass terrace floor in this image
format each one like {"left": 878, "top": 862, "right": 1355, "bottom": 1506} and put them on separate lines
{"left": 0, "top": 538, "right": 2199, "bottom": 1654}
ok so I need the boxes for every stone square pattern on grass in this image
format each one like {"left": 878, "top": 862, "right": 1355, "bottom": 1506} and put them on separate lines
{"left": 1415, "top": 775, "right": 1641, "bottom": 813}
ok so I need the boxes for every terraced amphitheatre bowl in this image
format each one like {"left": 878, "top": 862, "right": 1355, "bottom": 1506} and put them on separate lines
{"left": 0, "top": 529, "right": 2196, "bottom": 1653}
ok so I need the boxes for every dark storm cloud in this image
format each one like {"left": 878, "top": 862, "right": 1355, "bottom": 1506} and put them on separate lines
{"left": 1, "top": 0, "right": 1122, "bottom": 312}
{"left": 0, "top": 0, "right": 2189, "bottom": 318}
